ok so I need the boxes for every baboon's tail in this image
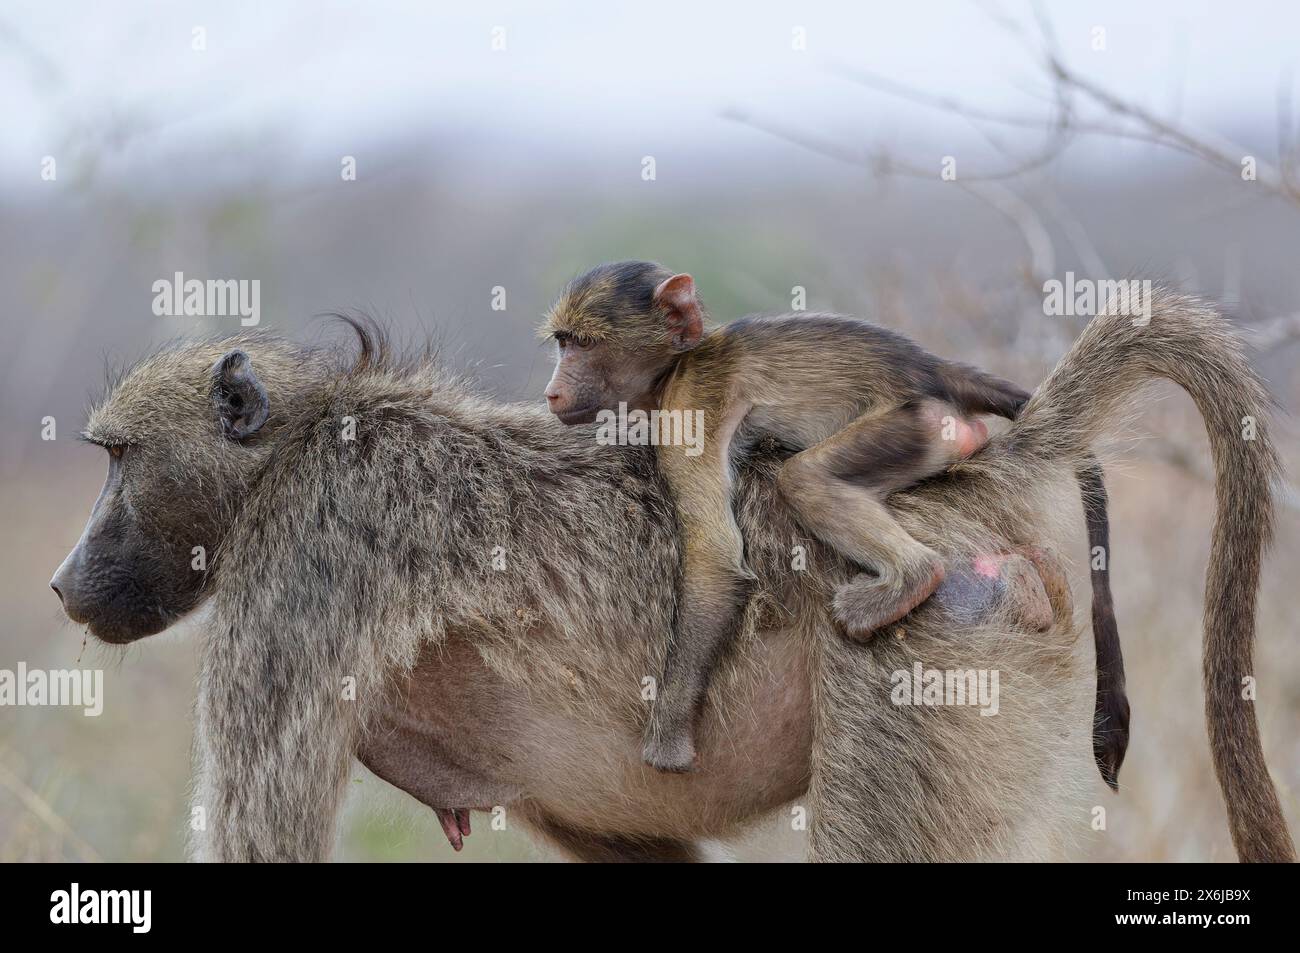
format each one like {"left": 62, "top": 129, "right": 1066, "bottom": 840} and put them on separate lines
{"left": 1008, "top": 286, "right": 1292, "bottom": 863}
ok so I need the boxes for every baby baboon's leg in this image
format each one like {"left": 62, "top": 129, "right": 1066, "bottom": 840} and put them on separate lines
{"left": 777, "top": 400, "right": 985, "bottom": 640}
{"left": 644, "top": 413, "right": 753, "bottom": 774}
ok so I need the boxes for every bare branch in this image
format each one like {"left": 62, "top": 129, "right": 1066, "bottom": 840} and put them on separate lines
{"left": 722, "top": 108, "right": 1056, "bottom": 284}
{"left": 1277, "top": 64, "right": 1298, "bottom": 193}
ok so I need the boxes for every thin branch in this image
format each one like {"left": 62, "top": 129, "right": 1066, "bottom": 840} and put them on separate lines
{"left": 1278, "top": 64, "right": 1298, "bottom": 192}
{"left": 721, "top": 107, "right": 1056, "bottom": 283}
{"left": 996, "top": 0, "right": 1300, "bottom": 204}
{"left": 829, "top": 65, "right": 1052, "bottom": 130}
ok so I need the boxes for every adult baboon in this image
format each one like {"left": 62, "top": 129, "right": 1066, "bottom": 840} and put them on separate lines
{"left": 51, "top": 289, "right": 1292, "bottom": 862}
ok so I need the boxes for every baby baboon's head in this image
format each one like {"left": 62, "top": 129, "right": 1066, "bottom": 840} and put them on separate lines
{"left": 539, "top": 260, "right": 707, "bottom": 423}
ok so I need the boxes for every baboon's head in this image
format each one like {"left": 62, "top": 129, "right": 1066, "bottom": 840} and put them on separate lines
{"left": 51, "top": 339, "right": 300, "bottom": 643}
{"left": 539, "top": 260, "right": 706, "bottom": 423}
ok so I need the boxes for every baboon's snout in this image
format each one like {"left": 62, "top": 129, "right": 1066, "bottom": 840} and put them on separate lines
{"left": 50, "top": 549, "right": 89, "bottom": 623}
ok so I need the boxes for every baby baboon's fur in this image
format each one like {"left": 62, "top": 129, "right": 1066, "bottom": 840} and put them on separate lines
{"left": 60, "top": 289, "right": 1291, "bottom": 862}
{"left": 541, "top": 260, "right": 1128, "bottom": 787}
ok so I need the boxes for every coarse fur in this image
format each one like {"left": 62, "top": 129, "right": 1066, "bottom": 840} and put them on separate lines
{"left": 542, "top": 261, "right": 1129, "bottom": 784}
{"left": 54, "top": 288, "right": 1291, "bottom": 862}
{"left": 807, "top": 287, "right": 1290, "bottom": 863}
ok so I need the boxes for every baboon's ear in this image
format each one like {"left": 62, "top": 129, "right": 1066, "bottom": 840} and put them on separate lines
{"left": 210, "top": 349, "right": 270, "bottom": 440}
{"left": 652, "top": 274, "right": 703, "bottom": 350}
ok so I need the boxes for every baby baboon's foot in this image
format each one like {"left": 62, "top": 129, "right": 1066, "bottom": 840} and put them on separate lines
{"left": 833, "top": 563, "right": 945, "bottom": 641}
{"left": 919, "top": 400, "right": 990, "bottom": 461}
{"left": 641, "top": 731, "right": 699, "bottom": 774}
{"left": 435, "top": 808, "right": 472, "bottom": 852}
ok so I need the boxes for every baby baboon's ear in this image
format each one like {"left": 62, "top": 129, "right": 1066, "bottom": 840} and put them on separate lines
{"left": 652, "top": 274, "right": 703, "bottom": 350}
{"left": 210, "top": 349, "right": 270, "bottom": 439}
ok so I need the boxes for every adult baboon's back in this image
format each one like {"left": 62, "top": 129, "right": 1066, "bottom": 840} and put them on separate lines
{"left": 182, "top": 326, "right": 1087, "bottom": 861}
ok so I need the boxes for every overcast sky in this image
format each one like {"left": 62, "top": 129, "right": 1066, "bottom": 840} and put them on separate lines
{"left": 4, "top": 1, "right": 1298, "bottom": 191}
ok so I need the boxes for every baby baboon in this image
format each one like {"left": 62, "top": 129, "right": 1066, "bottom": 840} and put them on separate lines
{"left": 50, "top": 288, "right": 1290, "bottom": 862}
{"left": 540, "top": 262, "right": 1117, "bottom": 776}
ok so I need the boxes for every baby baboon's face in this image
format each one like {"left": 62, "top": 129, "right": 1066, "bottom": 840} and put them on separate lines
{"left": 540, "top": 261, "right": 704, "bottom": 423}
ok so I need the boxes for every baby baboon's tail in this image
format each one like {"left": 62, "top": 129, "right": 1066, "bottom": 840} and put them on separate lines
{"left": 937, "top": 361, "right": 1031, "bottom": 420}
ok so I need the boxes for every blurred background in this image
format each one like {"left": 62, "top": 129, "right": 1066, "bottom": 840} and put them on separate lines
{"left": 0, "top": 0, "right": 1296, "bottom": 861}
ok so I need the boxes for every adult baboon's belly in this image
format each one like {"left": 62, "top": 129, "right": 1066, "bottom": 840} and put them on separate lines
{"left": 363, "top": 547, "right": 1072, "bottom": 846}
{"left": 371, "top": 629, "right": 813, "bottom": 842}
{"left": 519, "top": 629, "right": 814, "bottom": 839}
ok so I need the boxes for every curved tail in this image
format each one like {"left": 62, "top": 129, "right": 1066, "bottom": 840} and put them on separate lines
{"left": 1006, "top": 286, "right": 1292, "bottom": 863}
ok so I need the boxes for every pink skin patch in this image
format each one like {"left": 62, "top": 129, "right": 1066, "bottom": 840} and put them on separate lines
{"left": 953, "top": 417, "right": 989, "bottom": 458}
{"left": 972, "top": 553, "right": 1008, "bottom": 579}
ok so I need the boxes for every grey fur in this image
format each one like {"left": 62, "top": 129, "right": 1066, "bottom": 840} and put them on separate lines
{"left": 63, "top": 288, "right": 1292, "bottom": 862}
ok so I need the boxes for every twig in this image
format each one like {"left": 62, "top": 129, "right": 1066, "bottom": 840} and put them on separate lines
{"left": 721, "top": 108, "right": 1057, "bottom": 284}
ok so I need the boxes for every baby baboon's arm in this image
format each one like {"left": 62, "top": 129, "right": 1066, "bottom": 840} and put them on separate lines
{"left": 641, "top": 389, "right": 754, "bottom": 773}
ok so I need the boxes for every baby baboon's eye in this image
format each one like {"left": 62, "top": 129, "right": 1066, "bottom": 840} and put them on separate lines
{"left": 107, "top": 445, "right": 126, "bottom": 460}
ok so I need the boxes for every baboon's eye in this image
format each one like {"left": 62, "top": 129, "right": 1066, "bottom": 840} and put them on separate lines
{"left": 107, "top": 445, "right": 125, "bottom": 460}
{"left": 555, "top": 332, "right": 593, "bottom": 351}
